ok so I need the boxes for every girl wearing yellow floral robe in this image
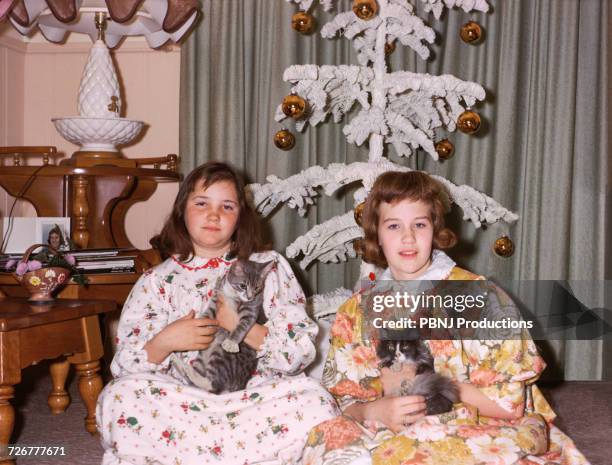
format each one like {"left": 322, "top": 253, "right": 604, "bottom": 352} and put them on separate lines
{"left": 302, "top": 171, "right": 590, "bottom": 465}
{"left": 303, "top": 259, "right": 590, "bottom": 465}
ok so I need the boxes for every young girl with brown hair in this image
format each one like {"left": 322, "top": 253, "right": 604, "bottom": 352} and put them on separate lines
{"left": 303, "top": 170, "right": 590, "bottom": 465}
{"left": 96, "top": 161, "right": 338, "bottom": 465}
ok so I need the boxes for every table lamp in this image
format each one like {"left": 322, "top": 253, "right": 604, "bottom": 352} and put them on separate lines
{"left": 0, "top": 0, "right": 200, "bottom": 164}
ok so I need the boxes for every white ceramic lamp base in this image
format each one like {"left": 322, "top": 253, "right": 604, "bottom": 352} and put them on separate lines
{"left": 53, "top": 116, "right": 144, "bottom": 152}
{"left": 53, "top": 39, "right": 143, "bottom": 153}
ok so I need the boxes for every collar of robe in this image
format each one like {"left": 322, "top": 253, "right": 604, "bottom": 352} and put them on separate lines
{"left": 172, "top": 252, "right": 234, "bottom": 271}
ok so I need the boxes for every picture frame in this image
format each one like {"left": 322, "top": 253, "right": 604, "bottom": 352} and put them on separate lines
{"left": 36, "top": 217, "right": 72, "bottom": 251}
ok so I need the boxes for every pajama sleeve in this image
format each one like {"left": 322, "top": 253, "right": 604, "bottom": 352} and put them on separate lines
{"left": 464, "top": 285, "right": 546, "bottom": 417}
{"left": 321, "top": 294, "right": 382, "bottom": 410}
{"left": 110, "top": 269, "right": 173, "bottom": 377}
{"left": 255, "top": 252, "right": 319, "bottom": 375}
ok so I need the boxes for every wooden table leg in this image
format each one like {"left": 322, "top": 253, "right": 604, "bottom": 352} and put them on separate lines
{"left": 68, "top": 315, "right": 105, "bottom": 435}
{"left": 0, "top": 385, "right": 15, "bottom": 465}
{"left": 73, "top": 361, "right": 102, "bottom": 435}
{"left": 48, "top": 358, "right": 71, "bottom": 414}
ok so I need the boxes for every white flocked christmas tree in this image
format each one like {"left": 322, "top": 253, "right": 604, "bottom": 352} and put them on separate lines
{"left": 248, "top": 0, "right": 518, "bottom": 317}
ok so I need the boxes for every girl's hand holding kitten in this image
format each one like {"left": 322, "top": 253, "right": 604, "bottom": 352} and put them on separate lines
{"left": 345, "top": 395, "right": 427, "bottom": 433}
{"left": 378, "top": 365, "right": 426, "bottom": 432}
{"left": 144, "top": 310, "right": 219, "bottom": 363}
{"left": 372, "top": 395, "right": 427, "bottom": 433}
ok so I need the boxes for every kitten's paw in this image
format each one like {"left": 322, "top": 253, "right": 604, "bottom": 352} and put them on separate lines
{"left": 222, "top": 339, "right": 240, "bottom": 353}
{"left": 195, "top": 377, "right": 214, "bottom": 392}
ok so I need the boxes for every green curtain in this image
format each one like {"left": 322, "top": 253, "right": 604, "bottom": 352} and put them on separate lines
{"left": 180, "top": 0, "right": 609, "bottom": 380}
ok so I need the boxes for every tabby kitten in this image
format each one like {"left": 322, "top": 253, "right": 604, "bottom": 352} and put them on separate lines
{"left": 377, "top": 329, "right": 459, "bottom": 415}
{"left": 171, "top": 259, "right": 276, "bottom": 394}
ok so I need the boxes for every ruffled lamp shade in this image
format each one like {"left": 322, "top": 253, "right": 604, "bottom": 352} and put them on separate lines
{"left": 0, "top": 0, "right": 200, "bottom": 48}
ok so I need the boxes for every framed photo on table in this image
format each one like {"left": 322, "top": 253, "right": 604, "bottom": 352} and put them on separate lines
{"left": 36, "top": 217, "right": 71, "bottom": 251}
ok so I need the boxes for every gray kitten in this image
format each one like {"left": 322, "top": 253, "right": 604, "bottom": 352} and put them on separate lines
{"left": 171, "top": 259, "right": 276, "bottom": 394}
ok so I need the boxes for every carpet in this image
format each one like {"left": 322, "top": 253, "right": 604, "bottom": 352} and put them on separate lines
{"left": 12, "top": 361, "right": 104, "bottom": 465}
{"left": 10, "top": 362, "right": 610, "bottom": 465}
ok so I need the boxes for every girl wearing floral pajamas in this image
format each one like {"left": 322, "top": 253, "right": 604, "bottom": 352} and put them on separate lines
{"left": 303, "top": 171, "right": 590, "bottom": 465}
{"left": 96, "top": 162, "right": 339, "bottom": 465}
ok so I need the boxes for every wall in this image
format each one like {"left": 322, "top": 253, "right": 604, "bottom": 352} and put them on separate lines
{"left": 0, "top": 26, "right": 27, "bottom": 217}
{"left": 0, "top": 24, "right": 180, "bottom": 249}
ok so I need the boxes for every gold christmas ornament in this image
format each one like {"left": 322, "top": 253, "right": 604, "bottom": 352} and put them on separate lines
{"left": 354, "top": 202, "right": 365, "bottom": 226}
{"left": 352, "top": 0, "right": 378, "bottom": 20}
{"left": 494, "top": 235, "right": 515, "bottom": 257}
{"left": 460, "top": 21, "right": 483, "bottom": 44}
{"left": 273, "top": 128, "right": 296, "bottom": 150}
{"left": 291, "top": 11, "right": 315, "bottom": 34}
{"left": 435, "top": 139, "right": 454, "bottom": 160}
{"left": 384, "top": 41, "right": 396, "bottom": 56}
{"left": 457, "top": 110, "right": 481, "bottom": 134}
{"left": 282, "top": 94, "right": 307, "bottom": 119}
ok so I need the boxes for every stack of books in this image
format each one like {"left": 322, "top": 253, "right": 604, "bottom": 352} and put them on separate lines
{"left": 72, "top": 249, "right": 137, "bottom": 274}
{"left": 0, "top": 248, "right": 138, "bottom": 274}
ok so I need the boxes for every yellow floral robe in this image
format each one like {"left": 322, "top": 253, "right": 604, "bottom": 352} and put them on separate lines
{"left": 303, "top": 267, "right": 591, "bottom": 465}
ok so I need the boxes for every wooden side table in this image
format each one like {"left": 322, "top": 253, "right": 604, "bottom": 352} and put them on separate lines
{"left": 0, "top": 297, "right": 117, "bottom": 464}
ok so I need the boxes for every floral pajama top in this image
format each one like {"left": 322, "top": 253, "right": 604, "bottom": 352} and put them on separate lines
{"left": 96, "top": 250, "right": 338, "bottom": 465}
{"left": 303, "top": 260, "right": 591, "bottom": 465}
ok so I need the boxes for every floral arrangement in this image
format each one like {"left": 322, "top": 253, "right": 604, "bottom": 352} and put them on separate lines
{"left": 5, "top": 247, "right": 88, "bottom": 286}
